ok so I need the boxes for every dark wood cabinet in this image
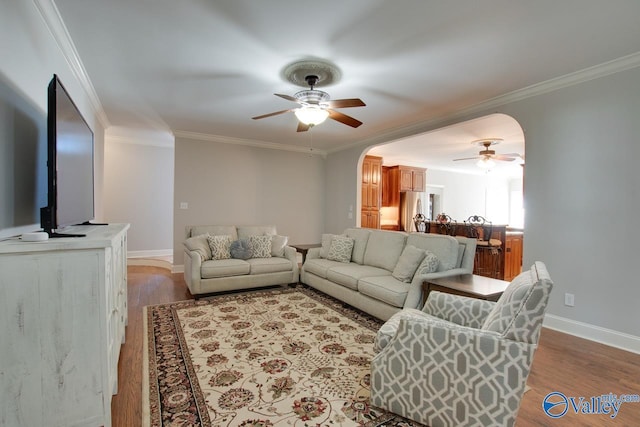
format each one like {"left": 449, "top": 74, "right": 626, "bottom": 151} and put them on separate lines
{"left": 504, "top": 232, "right": 523, "bottom": 281}
{"left": 361, "top": 155, "right": 382, "bottom": 229}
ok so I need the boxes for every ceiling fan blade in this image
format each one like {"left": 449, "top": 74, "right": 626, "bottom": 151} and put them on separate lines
{"left": 453, "top": 156, "right": 480, "bottom": 161}
{"left": 493, "top": 155, "right": 516, "bottom": 162}
{"left": 328, "top": 109, "right": 363, "bottom": 128}
{"left": 274, "top": 93, "right": 300, "bottom": 103}
{"left": 297, "top": 122, "right": 311, "bottom": 132}
{"left": 252, "top": 109, "right": 292, "bottom": 120}
{"left": 326, "top": 98, "right": 366, "bottom": 108}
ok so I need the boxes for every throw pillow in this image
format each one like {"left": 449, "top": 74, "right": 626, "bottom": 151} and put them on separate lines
{"left": 392, "top": 245, "right": 427, "bottom": 283}
{"left": 207, "top": 235, "right": 232, "bottom": 260}
{"left": 250, "top": 235, "right": 272, "bottom": 258}
{"left": 326, "top": 235, "right": 355, "bottom": 263}
{"left": 230, "top": 238, "right": 252, "bottom": 260}
{"left": 184, "top": 233, "right": 211, "bottom": 262}
{"left": 416, "top": 250, "right": 440, "bottom": 274}
{"left": 271, "top": 235, "right": 288, "bottom": 257}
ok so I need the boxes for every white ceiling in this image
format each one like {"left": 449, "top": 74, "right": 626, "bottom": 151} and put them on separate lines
{"left": 53, "top": 0, "right": 640, "bottom": 172}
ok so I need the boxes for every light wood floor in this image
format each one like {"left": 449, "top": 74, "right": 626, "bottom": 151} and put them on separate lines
{"left": 112, "top": 266, "right": 640, "bottom": 426}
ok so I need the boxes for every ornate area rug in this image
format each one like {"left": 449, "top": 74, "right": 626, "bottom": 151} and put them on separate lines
{"left": 143, "top": 286, "right": 421, "bottom": 426}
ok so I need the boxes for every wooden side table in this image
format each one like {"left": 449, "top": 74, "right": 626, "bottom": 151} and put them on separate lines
{"left": 422, "top": 274, "right": 509, "bottom": 306}
{"left": 290, "top": 243, "right": 321, "bottom": 265}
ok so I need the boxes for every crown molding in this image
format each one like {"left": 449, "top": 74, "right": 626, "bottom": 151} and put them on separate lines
{"left": 328, "top": 51, "right": 640, "bottom": 155}
{"left": 33, "top": 0, "right": 110, "bottom": 129}
{"left": 173, "top": 130, "right": 327, "bottom": 157}
{"left": 107, "top": 134, "right": 175, "bottom": 149}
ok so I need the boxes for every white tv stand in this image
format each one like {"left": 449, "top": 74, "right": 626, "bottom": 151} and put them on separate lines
{"left": 0, "top": 223, "right": 129, "bottom": 427}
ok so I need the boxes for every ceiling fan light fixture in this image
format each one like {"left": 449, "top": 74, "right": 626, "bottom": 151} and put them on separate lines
{"left": 477, "top": 157, "right": 496, "bottom": 169}
{"left": 294, "top": 106, "right": 329, "bottom": 125}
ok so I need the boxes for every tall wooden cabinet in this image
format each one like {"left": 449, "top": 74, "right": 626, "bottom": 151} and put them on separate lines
{"left": 0, "top": 224, "right": 129, "bottom": 427}
{"left": 504, "top": 231, "right": 524, "bottom": 281}
{"left": 361, "top": 155, "right": 382, "bottom": 228}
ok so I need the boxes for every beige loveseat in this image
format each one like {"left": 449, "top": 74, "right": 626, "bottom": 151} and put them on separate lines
{"left": 183, "top": 225, "right": 299, "bottom": 297}
{"left": 300, "top": 228, "right": 476, "bottom": 320}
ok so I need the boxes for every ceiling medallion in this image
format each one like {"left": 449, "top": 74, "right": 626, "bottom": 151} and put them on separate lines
{"left": 281, "top": 58, "right": 342, "bottom": 88}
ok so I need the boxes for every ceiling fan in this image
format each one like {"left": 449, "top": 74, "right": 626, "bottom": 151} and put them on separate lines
{"left": 252, "top": 75, "right": 366, "bottom": 132}
{"left": 453, "top": 138, "right": 521, "bottom": 167}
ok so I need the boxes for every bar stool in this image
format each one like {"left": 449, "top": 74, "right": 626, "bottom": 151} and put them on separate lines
{"left": 435, "top": 213, "right": 457, "bottom": 236}
{"left": 464, "top": 215, "right": 502, "bottom": 278}
{"left": 413, "top": 213, "right": 427, "bottom": 232}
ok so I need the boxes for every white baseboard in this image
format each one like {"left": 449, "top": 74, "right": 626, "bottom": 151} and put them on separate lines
{"left": 127, "top": 249, "right": 173, "bottom": 258}
{"left": 172, "top": 264, "right": 184, "bottom": 274}
{"left": 543, "top": 314, "right": 640, "bottom": 355}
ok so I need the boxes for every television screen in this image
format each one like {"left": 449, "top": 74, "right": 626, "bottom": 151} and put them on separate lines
{"left": 43, "top": 75, "right": 94, "bottom": 234}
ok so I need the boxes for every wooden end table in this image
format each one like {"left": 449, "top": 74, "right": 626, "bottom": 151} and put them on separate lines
{"left": 422, "top": 274, "right": 509, "bottom": 306}
{"left": 290, "top": 243, "right": 321, "bottom": 265}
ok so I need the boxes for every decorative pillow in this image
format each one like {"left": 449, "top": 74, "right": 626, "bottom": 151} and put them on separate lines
{"left": 392, "top": 245, "right": 427, "bottom": 283}
{"left": 207, "top": 235, "right": 232, "bottom": 260}
{"left": 326, "top": 235, "right": 355, "bottom": 263}
{"left": 230, "top": 238, "right": 252, "bottom": 260}
{"left": 249, "top": 235, "right": 272, "bottom": 258}
{"left": 416, "top": 250, "right": 440, "bottom": 274}
{"left": 184, "top": 233, "right": 211, "bottom": 262}
{"left": 271, "top": 235, "right": 288, "bottom": 257}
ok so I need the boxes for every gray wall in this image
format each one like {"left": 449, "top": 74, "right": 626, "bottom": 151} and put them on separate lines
{"left": 0, "top": 1, "right": 105, "bottom": 232}
{"left": 103, "top": 138, "right": 174, "bottom": 253}
{"left": 173, "top": 136, "right": 325, "bottom": 265}
{"left": 325, "top": 66, "right": 640, "bottom": 338}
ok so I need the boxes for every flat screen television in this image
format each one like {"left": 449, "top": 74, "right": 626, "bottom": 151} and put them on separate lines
{"left": 40, "top": 74, "right": 95, "bottom": 237}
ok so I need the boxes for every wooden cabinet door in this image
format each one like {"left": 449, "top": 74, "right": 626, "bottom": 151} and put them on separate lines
{"left": 504, "top": 233, "right": 523, "bottom": 281}
{"left": 361, "top": 156, "right": 382, "bottom": 228}
{"left": 399, "top": 168, "right": 413, "bottom": 191}
{"left": 412, "top": 169, "right": 426, "bottom": 192}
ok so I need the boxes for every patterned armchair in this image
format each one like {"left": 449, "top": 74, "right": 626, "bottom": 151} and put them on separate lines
{"left": 370, "top": 262, "right": 553, "bottom": 427}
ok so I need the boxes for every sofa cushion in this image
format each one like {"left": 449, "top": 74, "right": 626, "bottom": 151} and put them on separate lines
{"left": 320, "top": 233, "right": 338, "bottom": 258}
{"left": 344, "top": 228, "right": 371, "bottom": 264}
{"left": 201, "top": 258, "right": 250, "bottom": 278}
{"left": 416, "top": 250, "right": 440, "bottom": 275}
{"left": 189, "top": 225, "right": 237, "bottom": 241}
{"left": 358, "top": 275, "right": 410, "bottom": 308}
{"left": 304, "top": 258, "right": 345, "bottom": 279}
{"left": 230, "top": 238, "right": 252, "bottom": 260}
{"left": 247, "top": 257, "right": 293, "bottom": 275}
{"left": 392, "top": 245, "right": 427, "bottom": 283}
{"left": 363, "top": 230, "right": 407, "bottom": 271}
{"left": 326, "top": 235, "right": 355, "bottom": 263}
{"left": 237, "top": 225, "right": 277, "bottom": 239}
{"left": 184, "top": 233, "right": 211, "bottom": 261}
{"left": 326, "top": 264, "right": 390, "bottom": 290}
{"left": 207, "top": 235, "right": 232, "bottom": 260}
{"left": 249, "top": 235, "right": 272, "bottom": 258}
{"left": 406, "top": 233, "right": 459, "bottom": 271}
{"left": 271, "top": 235, "right": 288, "bottom": 257}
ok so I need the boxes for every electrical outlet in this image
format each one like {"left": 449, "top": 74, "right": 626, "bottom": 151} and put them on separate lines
{"left": 564, "top": 293, "right": 575, "bottom": 307}
{"left": 179, "top": 202, "right": 188, "bottom": 210}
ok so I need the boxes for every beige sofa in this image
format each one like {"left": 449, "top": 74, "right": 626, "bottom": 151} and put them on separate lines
{"left": 300, "top": 228, "right": 477, "bottom": 320}
{"left": 183, "top": 225, "right": 299, "bottom": 297}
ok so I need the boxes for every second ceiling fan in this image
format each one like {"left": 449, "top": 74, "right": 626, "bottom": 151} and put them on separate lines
{"left": 453, "top": 139, "right": 521, "bottom": 164}
{"left": 252, "top": 75, "right": 366, "bottom": 132}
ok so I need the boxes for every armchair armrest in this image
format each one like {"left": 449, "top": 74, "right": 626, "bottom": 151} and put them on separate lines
{"left": 371, "top": 316, "right": 535, "bottom": 427}
{"left": 422, "top": 290, "right": 495, "bottom": 329}
{"left": 283, "top": 245, "right": 300, "bottom": 282}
